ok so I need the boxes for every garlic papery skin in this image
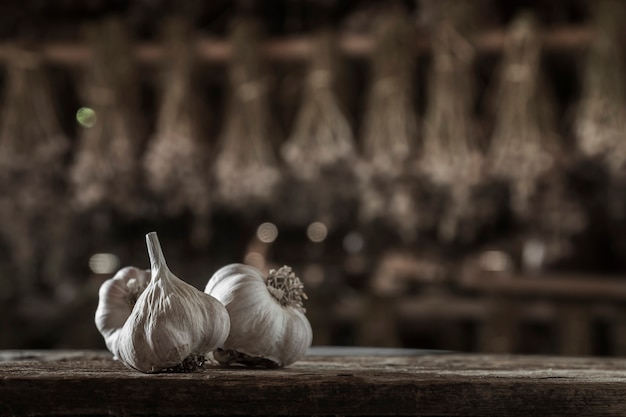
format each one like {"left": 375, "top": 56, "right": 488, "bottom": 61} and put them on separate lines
{"left": 204, "top": 264, "right": 312, "bottom": 368}
{"left": 115, "top": 232, "right": 230, "bottom": 373}
{"left": 95, "top": 266, "right": 150, "bottom": 355}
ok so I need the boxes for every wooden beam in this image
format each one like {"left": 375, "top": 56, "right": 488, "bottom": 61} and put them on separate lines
{"left": 0, "top": 25, "right": 592, "bottom": 66}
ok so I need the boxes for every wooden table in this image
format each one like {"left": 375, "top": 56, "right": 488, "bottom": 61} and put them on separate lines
{"left": 1, "top": 347, "right": 626, "bottom": 416}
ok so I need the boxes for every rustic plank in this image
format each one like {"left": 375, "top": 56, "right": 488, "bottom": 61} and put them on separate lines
{"left": 2, "top": 349, "right": 626, "bottom": 416}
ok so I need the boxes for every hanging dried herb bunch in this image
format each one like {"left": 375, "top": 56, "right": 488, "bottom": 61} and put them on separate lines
{"left": 214, "top": 18, "right": 281, "bottom": 210}
{"left": 0, "top": 47, "right": 70, "bottom": 282}
{"left": 575, "top": 0, "right": 626, "bottom": 175}
{"left": 421, "top": 22, "right": 480, "bottom": 186}
{"left": 574, "top": 0, "right": 626, "bottom": 260}
{"left": 419, "top": 12, "right": 484, "bottom": 242}
{"left": 357, "top": 8, "right": 422, "bottom": 242}
{"left": 143, "top": 18, "right": 212, "bottom": 243}
{"left": 275, "top": 28, "right": 357, "bottom": 228}
{"left": 487, "top": 12, "right": 561, "bottom": 219}
{"left": 70, "top": 18, "right": 145, "bottom": 216}
{"left": 281, "top": 29, "right": 356, "bottom": 180}
{"left": 488, "top": 12, "right": 585, "bottom": 266}
{"left": 361, "top": 8, "right": 417, "bottom": 179}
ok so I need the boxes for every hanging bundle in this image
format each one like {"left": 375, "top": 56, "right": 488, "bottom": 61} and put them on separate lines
{"left": 487, "top": 12, "right": 585, "bottom": 268}
{"left": 143, "top": 19, "right": 212, "bottom": 244}
{"left": 575, "top": 0, "right": 626, "bottom": 175}
{"left": 419, "top": 10, "right": 484, "bottom": 242}
{"left": 277, "top": 28, "right": 357, "bottom": 227}
{"left": 361, "top": 9, "right": 417, "bottom": 179}
{"left": 574, "top": 0, "right": 626, "bottom": 260}
{"left": 487, "top": 13, "right": 560, "bottom": 219}
{"left": 282, "top": 29, "right": 355, "bottom": 180}
{"left": 0, "top": 47, "right": 70, "bottom": 283}
{"left": 421, "top": 23, "right": 480, "bottom": 186}
{"left": 214, "top": 18, "right": 281, "bottom": 210}
{"left": 357, "top": 8, "right": 421, "bottom": 242}
{"left": 70, "top": 18, "right": 145, "bottom": 216}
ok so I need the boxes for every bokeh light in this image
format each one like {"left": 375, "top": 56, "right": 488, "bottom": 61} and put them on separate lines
{"left": 343, "top": 231, "right": 364, "bottom": 254}
{"left": 88, "top": 253, "right": 120, "bottom": 274}
{"left": 244, "top": 251, "right": 265, "bottom": 269}
{"left": 479, "top": 250, "right": 512, "bottom": 272}
{"left": 76, "top": 107, "right": 97, "bottom": 128}
{"left": 306, "top": 222, "right": 328, "bottom": 243}
{"left": 256, "top": 222, "right": 278, "bottom": 243}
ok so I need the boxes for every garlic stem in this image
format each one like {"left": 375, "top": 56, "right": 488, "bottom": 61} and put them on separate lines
{"left": 266, "top": 266, "right": 308, "bottom": 313}
{"left": 145, "top": 232, "right": 168, "bottom": 276}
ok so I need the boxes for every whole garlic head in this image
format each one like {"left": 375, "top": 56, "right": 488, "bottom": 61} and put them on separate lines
{"left": 95, "top": 266, "right": 150, "bottom": 355}
{"left": 109, "top": 232, "right": 230, "bottom": 373}
{"left": 205, "top": 263, "right": 312, "bottom": 368}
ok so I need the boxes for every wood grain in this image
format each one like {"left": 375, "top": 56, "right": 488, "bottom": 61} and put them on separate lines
{"left": 1, "top": 349, "right": 626, "bottom": 416}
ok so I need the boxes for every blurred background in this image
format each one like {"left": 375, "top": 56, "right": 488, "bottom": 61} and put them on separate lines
{"left": 1, "top": 0, "right": 626, "bottom": 356}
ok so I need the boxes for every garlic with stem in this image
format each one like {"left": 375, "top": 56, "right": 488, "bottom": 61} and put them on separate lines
{"left": 205, "top": 264, "right": 312, "bottom": 368}
{"left": 112, "top": 232, "right": 230, "bottom": 373}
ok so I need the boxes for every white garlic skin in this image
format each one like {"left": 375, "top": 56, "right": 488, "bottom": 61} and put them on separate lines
{"left": 205, "top": 263, "right": 312, "bottom": 367}
{"left": 115, "top": 232, "right": 231, "bottom": 373}
{"left": 95, "top": 266, "right": 150, "bottom": 355}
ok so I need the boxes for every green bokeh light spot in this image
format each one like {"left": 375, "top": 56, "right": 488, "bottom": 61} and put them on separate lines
{"left": 76, "top": 107, "right": 97, "bottom": 128}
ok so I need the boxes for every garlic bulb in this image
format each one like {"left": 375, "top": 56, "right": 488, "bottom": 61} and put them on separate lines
{"left": 106, "top": 232, "right": 230, "bottom": 373}
{"left": 95, "top": 266, "right": 150, "bottom": 355}
{"left": 205, "top": 264, "right": 312, "bottom": 368}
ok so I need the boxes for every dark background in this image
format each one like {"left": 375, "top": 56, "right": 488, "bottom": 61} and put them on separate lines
{"left": 0, "top": 0, "right": 624, "bottom": 356}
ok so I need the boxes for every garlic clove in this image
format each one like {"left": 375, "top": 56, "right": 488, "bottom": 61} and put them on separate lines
{"left": 205, "top": 263, "right": 312, "bottom": 368}
{"left": 95, "top": 266, "right": 150, "bottom": 356}
{"left": 115, "top": 232, "right": 230, "bottom": 373}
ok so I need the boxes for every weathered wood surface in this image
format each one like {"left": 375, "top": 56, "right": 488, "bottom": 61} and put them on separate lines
{"left": 2, "top": 348, "right": 626, "bottom": 416}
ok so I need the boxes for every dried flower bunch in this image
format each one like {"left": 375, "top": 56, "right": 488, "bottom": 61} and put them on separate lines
{"left": 487, "top": 12, "right": 585, "bottom": 267}
{"left": 214, "top": 18, "right": 281, "bottom": 210}
{"left": 282, "top": 29, "right": 356, "bottom": 180}
{"left": 278, "top": 27, "right": 357, "bottom": 228}
{"left": 360, "top": 9, "right": 417, "bottom": 179}
{"left": 421, "top": 23, "right": 481, "bottom": 187}
{"left": 487, "top": 12, "right": 561, "bottom": 218}
{"left": 419, "top": 2, "right": 485, "bottom": 242}
{"left": 96, "top": 233, "right": 311, "bottom": 372}
{"left": 357, "top": 7, "right": 421, "bottom": 242}
{"left": 71, "top": 18, "right": 145, "bottom": 216}
{"left": 575, "top": 0, "right": 626, "bottom": 175}
{"left": 143, "top": 18, "right": 212, "bottom": 244}
{"left": 0, "top": 47, "right": 70, "bottom": 283}
{"left": 574, "top": 0, "right": 626, "bottom": 258}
